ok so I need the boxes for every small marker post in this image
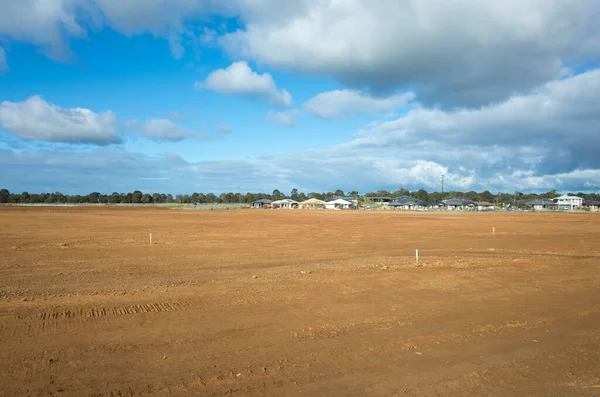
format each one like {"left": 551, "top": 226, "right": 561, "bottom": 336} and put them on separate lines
{"left": 493, "top": 227, "right": 495, "bottom": 235}
{"left": 416, "top": 249, "right": 419, "bottom": 265}
{"left": 150, "top": 233, "right": 153, "bottom": 244}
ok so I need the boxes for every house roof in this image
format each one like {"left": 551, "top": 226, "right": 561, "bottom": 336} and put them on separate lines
{"left": 477, "top": 201, "right": 493, "bottom": 206}
{"left": 442, "top": 198, "right": 475, "bottom": 206}
{"left": 252, "top": 199, "right": 272, "bottom": 204}
{"left": 327, "top": 198, "right": 352, "bottom": 204}
{"left": 300, "top": 198, "right": 327, "bottom": 205}
{"left": 584, "top": 199, "right": 600, "bottom": 205}
{"left": 272, "top": 199, "right": 298, "bottom": 204}
{"left": 389, "top": 197, "right": 424, "bottom": 206}
{"left": 555, "top": 195, "right": 583, "bottom": 200}
{"left": 524, "top": 199, "right": 558, "bottom": 205}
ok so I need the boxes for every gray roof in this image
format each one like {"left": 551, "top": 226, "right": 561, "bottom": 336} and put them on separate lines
{"left": 522, "top": 199, "right": 557, "bottom": 205}
{"left": 252, "top": 199, "right": 272, "bottom": 204}
{"left": 442, "top": 198, "right": 475, "bottom": 206}
{"left": 584, "top": 199, "right": 600, "bottom": 205}
{"left": 389, "top": 197, "right": 424, "bottom": 206}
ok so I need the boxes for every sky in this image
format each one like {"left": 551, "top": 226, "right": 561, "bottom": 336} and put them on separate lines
{"left": 1, "top": 0, "right": 600, "bottom": 195}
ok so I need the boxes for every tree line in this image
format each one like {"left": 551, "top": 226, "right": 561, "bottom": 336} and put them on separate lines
{"left": 1, "top": 188, "right": 598, "bottom": 205}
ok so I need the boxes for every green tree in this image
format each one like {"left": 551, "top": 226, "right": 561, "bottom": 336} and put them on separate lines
{"left": 290, "top": 188, "right": 299, "bottom": 201}
{"left": 108, "top": 192, "right": 120, "bottom": 204}
{"left": 334, "top": 189, "right": 344, "bottom": 197}
{"left": 132, "top": 190, "right": 143, "bottom": 203}
{"left": 205, "top": 193, "right": 216, "bottom": 203}
{"left": 0, "top": 189, "right": 10, "bottom": 203}
{"left": 141, "top": 193, "right": 152, "bottom": 203}
{"left": 19, "top": 192, "right": 30, "bottom": 203}
{"left": 414, "top": 189, "right": 429, "bottom": 202}
{"left": 88, "top": 192, "right": 101, "bottom": 203}
{"left": 479, "top": 190, "right": 494, "bottom": 202}
{"left": 272, "top": 189, "right": 282, "bottom": 200}
{"left": 539, "top": 190, "right": 557, "bottom": 199}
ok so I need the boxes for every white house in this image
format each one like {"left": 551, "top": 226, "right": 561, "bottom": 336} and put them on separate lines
{"left": 271, "top": 199, "right": 299, "bottom": 209}
{"left": 554, "top": 195, "right": 583, "bottom": 210}
{"left": 326, "top": 198, "right": 353, "bottom": 210}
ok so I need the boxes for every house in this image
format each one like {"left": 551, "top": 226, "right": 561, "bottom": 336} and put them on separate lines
{"left": 476, "top": 201, "right": 494, "bottom": 211}
{"left": 441, "top": 197, "right": 476, "bottom": 211}
{"left": 389, "top": 197, "right": 425, "bottom": 210}
{"left": 522, "top": 199, "right": 558, "bottom": 211}
{"left": 554, "top": 195, "right": 584, "bottom": 210}
{"left": 325, "top": 198, "right": 353, "bottom": 210}
{"left": 271, "top": 199, "right": 299, "bottom": 209}
{"left": 583, "top": 199, "right": 600, "bottom": 212}
{"left": 251, "top": 199, "right": 272, "bottom": 209}
{"left": 334, "top": 196, "right": 359, "bottom": 206}
{"left": 368, "top": 196, "right": 393, "bottom": 203}
{"left": 300, "top": 198, "right": 327, "bottom": 209}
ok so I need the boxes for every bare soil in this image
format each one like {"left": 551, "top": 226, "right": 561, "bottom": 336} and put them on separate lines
{"left": 1, "top": 207, "right": 599, "bottom": 397}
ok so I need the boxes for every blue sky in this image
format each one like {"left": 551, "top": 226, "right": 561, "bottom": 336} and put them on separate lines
{"left": 1, "top": 1, "right": 600, "bottom": 195}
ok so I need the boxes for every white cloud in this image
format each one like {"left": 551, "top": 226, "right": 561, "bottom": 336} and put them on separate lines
{"left": 0, "top": 47, "right": 8, "bottom": 74}
{"left": 222, "top": 0, "right": 600, "bottom": 107}
{"left": 0, "top": 0, "right": 88, "bottom": 61}
{"left": 267, "top": 110, "right": 298, "bottom": 127}
{"left": 125, "top": 118, "right": 201, "bottom": 141}
{"left": 2, "top": 1, "right": 599, "bottom": 108}
{"left": 168, "top": 111, "right": 187, "bottom": 120}
{"left": 275, "top": 68, "right": 600, "bottom": 191}
{"left": 0, "top": 0, "right": 220, "bottom": 60}
{"left": 196, "top": 61, "right": 292, "bottom": 107}
{"left": 216, "top": 123, "right": 232, "bottom": 134}
{"left": 0, "top": 95, "right": 120, "bottom": 145}
{"left": 304, "top": 90, "right": 414, "bottom": 119}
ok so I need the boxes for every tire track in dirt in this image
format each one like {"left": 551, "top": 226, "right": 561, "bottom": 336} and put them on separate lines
{"left": 0, "top": 300, "right": 198, "bottom": 339}
{"left": 36, "top": 301, "right": 190, "bottom": 320}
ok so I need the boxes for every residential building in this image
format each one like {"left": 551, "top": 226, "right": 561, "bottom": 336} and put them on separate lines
{"left": 389, "top": 197, "right": 426, "bottom": 210}
{"left": 583, "top": 199, "right": 600, "bottom": 212}
{"left": 522, "top": 199, "right": 558, "bottom": 211}
{"left": 476, "top": 201, "right": 494, "bottom": 211}
{"left": 251, "top": 199, "right": 272, "bottom": 209}
{"left": 325, "top": 198, "right": 353, "bottom": 209}
{"left": 300, "top": 198, "right": 327, "bottom": 209}
{"left": 554, "top": 195, "right": 584, "bottom": 210}
{"left": 271, "top": 199, "right": 299, "bottom": 209}
{"left": 441, "top": 197, "right": 476, "bottom": 211}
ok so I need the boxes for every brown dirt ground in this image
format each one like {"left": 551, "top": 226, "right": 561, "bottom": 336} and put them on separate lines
{"left": 0, "top": 207, "right": 599, "bottom": 397}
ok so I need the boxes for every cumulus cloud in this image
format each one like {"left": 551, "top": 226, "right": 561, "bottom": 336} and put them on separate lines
{"left": 0, "top": 0, "right": 88, "bottom": 61}
{"left": 0, "top": 47, "right": 8, "bottom": 74}
{"left": 267, "top": 110, "right": 298, "bottom": 127}
{"left": 304, "top": 90, "right": 415, "bottom": 119}
{"left": 222, "top": 0, "right": 600, "bottom": 107}
{"left": 351, "top": 69, "right": 600, "bottom": 173}
{"left": 0, "top": 0, "right": 222, "bottom": 60}
{"left": 0, "top": 96, "right": 120, "bottom": 145}
{"left": 3, "top": 1, "right": 599, "bottom": 108}
{"left": 196, "top": 61, "right": 292, "bottom": 107}
{"left": 125, "top": 118, "right": 201, "bottom": 141}
{"left": 264, "top": 68, "right": 600, "bottom": 192}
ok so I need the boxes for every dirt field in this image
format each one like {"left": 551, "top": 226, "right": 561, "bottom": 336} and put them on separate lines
{"left": 1, "top": 207, "right": 599, "bottom": 397}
